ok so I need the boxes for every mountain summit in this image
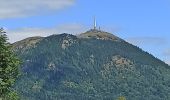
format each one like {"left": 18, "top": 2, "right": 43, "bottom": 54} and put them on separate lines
{"left": 13, "top": 29, "right": 170, "bottom": 100}
{"left": 78, "top": 29, "right": 122, "bottom": 41}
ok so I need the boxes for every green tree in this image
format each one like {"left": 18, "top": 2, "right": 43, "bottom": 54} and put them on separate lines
{"left": 0, "top": 28, "right": 20, "bottom": 99}
{"left": 117, "top": 96, "right": 126, "bottom": 100}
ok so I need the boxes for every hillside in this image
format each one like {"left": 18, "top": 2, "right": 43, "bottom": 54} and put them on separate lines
{"left": 13, "top": 29, "right": 170, "bottom": 100}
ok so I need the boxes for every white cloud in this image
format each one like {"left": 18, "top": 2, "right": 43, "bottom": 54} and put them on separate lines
{"left": 163, "top": 48, "right": 170, "bottom": 55}
{"left": 162, "top": 49, "right": 170, "bottom": 65}
{"left": 126, "top": 37, "right": 166, "bottom": 46}
{"left": 126, "top": 36, "right": 170, "bottom": 65}
{"left": 0, "top": 0, "right": 75, "bottom": 19}
{"left": 165, "top": 60, "right": 170, "bottom": 65}
{"left": 6, "top": 23, "right": 87, "bottom": 43}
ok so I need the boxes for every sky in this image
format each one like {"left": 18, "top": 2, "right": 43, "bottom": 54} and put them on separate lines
{"left": 0, "top": 0, "right": 170, "bottom": 64}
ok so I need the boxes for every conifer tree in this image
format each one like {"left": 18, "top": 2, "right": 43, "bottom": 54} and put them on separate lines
{"left": 0, "top": 28, "right": 20, "bottom": 99}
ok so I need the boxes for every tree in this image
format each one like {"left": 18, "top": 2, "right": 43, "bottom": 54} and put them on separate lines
{"left": 117, "top": 96, "right": 126, "bottom": 100}
{"left": 0, "top": 28, "right": 20, "bottom": 99}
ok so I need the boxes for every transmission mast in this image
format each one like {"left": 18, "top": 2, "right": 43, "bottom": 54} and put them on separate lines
{"left": 94, "top": 17, "right": 97, "bottom": 30}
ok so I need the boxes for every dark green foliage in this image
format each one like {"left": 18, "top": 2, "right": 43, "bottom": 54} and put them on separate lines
{"left": 0, "top": 28, "right": 20, "bottom": 99}
{"left": 13, "top": 33, "right": 170, "bottom": 100}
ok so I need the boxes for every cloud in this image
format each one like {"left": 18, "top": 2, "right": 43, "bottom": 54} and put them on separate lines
{"left": 162, "top": 54, "right": 170, "bottom": 65}
{"left": 163, "top": 50, "right": 170, "bottom": 56}
{"left": 161, "top": 52, "right": 170, "bottom": 65}
{"left": 126, "top": 37, "right": 167, "bottom": 46}
{"left": 163, "top": 49, "right": 170, "bottom": 56}
{"left": 126, "top": 36, "right": 170, "bottom": 65}
{"left": 6, "top": 23, "right": 87, "bottom": 43}
{"left": 0, "top": 0, "right": 75, "bottom": 19}
{"left": 165, "top": 60, "right": 170, "bottom": 65}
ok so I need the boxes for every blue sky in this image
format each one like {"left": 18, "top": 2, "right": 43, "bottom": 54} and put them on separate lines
{"left": 0, "top": 0, "right": 170, "bottom": 64}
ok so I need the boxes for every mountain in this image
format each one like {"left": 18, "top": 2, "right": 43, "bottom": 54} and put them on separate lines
{"left": 13, "top": 29, "right": 170, "bottom": 100}
{"left": 12, "top": 36, "right": 43, "bottom": 53}
{"left": 78, "top": 29, "right": 122, "bottom": 41}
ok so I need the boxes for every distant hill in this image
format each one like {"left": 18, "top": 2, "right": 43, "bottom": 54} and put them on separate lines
{"left": 13, "top": 29, "right": 170, "bottom": 100}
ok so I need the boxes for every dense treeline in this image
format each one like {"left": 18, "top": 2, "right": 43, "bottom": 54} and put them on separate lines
{"left": 13, "top": 33, "right": 170, "bottom": 100}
